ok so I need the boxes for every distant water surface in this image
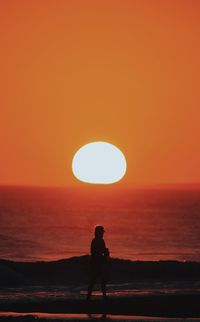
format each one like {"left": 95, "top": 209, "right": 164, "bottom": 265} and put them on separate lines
{"left": 0, "top": 186, "right": 200, "bottom": 262}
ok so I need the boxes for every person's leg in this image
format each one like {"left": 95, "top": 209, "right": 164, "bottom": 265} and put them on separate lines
{"left": 87, "top": 275, "right": 96, "bottom": 300}
{"left": 101, "top": 278, "right": 107, "bottom": 299}
{"left": 100, "top": 264, "right": 107, "bottom": 299}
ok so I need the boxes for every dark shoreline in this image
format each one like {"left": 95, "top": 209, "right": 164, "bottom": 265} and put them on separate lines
{"left": 1, "top": 295, "right": 200, "bottom": 318}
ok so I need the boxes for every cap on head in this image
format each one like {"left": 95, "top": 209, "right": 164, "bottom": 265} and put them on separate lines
{"left": 94, "top": 225, "right": 105, "bottom": 237}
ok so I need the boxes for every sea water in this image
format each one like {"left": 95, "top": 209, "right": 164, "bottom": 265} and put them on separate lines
{"left": 0, "top": 185, "right": 200, "bottom": 262}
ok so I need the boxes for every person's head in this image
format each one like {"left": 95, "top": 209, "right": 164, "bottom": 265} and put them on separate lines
{"left": 94, "top": 225, "right": 105, "bottom": 239}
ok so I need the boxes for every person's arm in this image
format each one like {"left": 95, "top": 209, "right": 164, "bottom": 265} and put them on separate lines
{"left": 102, "top": 240, "right": 109, "bottom": 257}
{"left": 91, "top": 239, "right": 96, "bottom": 255}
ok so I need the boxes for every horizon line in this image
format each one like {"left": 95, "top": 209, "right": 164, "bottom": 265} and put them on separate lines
{"left": 0, "top": 182, "right": 200, "bottom": 190}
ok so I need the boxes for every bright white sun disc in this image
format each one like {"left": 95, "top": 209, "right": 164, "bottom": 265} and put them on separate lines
{"left": 72, "top": 141, "right": 127, "bottom": 184}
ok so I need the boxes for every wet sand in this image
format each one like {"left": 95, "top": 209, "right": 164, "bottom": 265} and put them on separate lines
{"left": 0, "top": 295, "right": 200, "bottom": 319}
{"left": 0, "top": 312, "right": 200, "bottom": 322}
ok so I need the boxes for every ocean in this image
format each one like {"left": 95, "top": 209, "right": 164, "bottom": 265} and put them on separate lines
{"left": 0, "top": 185, "right": 200, "bottom": 262}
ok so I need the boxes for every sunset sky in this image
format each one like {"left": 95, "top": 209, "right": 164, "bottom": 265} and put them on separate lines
{"left": 0, "top": 0, "right": 199, "bottom": 187}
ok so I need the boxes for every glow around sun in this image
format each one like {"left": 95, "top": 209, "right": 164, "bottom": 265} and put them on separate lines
{"left": 72, "top": 141, "right": 127, "bottom": 184}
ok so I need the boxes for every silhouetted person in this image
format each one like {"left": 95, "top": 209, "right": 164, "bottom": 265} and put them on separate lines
{"left": 87, "top": 225, "right": 109, "bottom": 300}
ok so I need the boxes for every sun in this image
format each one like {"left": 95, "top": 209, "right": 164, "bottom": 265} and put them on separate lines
{"left": 72, "top": 141, "right": 127, "bottom": 184}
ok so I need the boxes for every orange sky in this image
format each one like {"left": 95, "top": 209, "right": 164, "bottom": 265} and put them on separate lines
{"left": 0, "top": 0, "right": 200, "bottom": 187}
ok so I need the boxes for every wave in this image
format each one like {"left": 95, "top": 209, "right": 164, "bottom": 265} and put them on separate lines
{"left": 1, "top": 256, "right": 200, "bottom": 287}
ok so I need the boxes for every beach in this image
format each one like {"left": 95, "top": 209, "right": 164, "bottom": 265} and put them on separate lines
{"left": 1, "top": 256, "right": 200, "bottom": 320}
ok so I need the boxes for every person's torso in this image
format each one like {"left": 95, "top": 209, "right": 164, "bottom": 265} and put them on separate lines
{"left": 91, "top": 238, "right": 105, "bottom": 259}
